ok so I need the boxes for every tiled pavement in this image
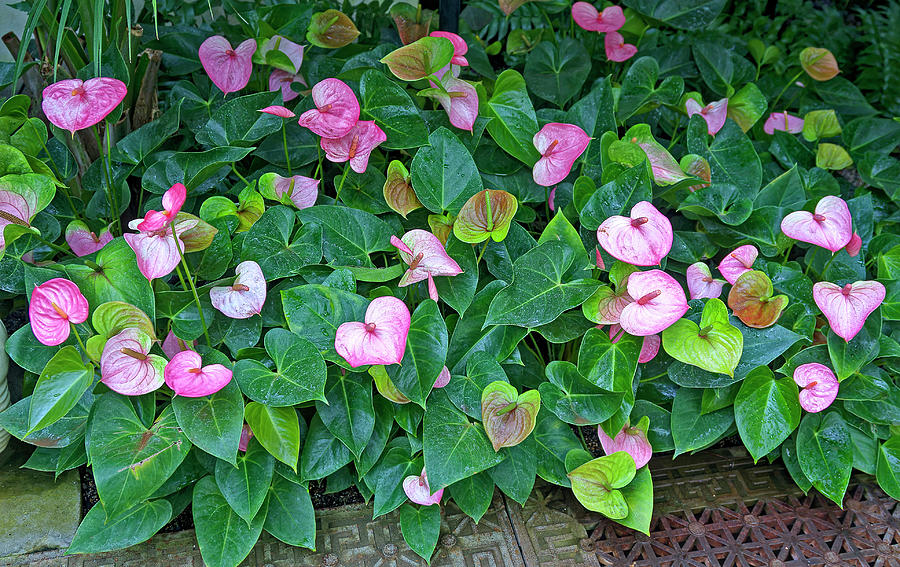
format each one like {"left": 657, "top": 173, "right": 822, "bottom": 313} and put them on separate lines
{"left": 2, "top": 449, "right": 899, "bottom": 566}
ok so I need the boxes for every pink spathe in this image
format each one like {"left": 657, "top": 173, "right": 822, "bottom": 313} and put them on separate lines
{"left": 161, "top": 330, "right": 196, "bottom": 359}
{"left": 29, "top": 278, "right": 89, "bottom": 346}
{"left": 199, "top": 36, "right": 257, "bottom": 94}
{"left": 297, "top": 78, "right": 360, "bottom": 138}
{"left": 717, "top": 244, "right": 758, "bottom": 284}
{"left": 271, "top": 174, "right": 319, "bottom": 209}
{"left": 686, "top": 262, "right": 725, "bottom": 300}
{"left": 433, "top": 366, "right": 451, "bottom": 389}
{"left": 813, "top": 280, "right": 885, "bottom": 342}
{"left": 124, "top": 216, "right": 198, "bottom": 281}
{"left": 608, "top": 324, "right": 659, "bottom": 363}
{"left": 403, "top": 470, "right": 443, "bottom": 506}
{"left": 685, "top": 98, "right": 728, "bottom": 135}
{"left": 604, "top": 31, "right": 637, "bottom": 62}
{"left": 596, "top": 201, "right": 673, "bottom": 266}
{"left": 320, "top": 120, "right": 387, "bottom": 174}
{"left": 268, "top": 69, "right": 306, "bottom": 102}
{"left": 763, "top": 112, "right": 804, "bottom": 135}
{"left": 65, "top": 220, "right": 112, "bottom": 257}
{"left": 210, "top": 261, "right": 267, "bottom": 319}
{"left": 391, "top": 230, "right": 462, "bottom": 302}
{"left": 780, "top": 195, "right": 852, "bottom": 252}
{"left": 429, "top": 31, "right": 469, "bottom": 66}
{"left": 258, "top": 105, "right": 296, "bottom": 119}
{"left": 100, "top": 329, "right": 166, "bottom": 396}
{"left": 41, "top": 78, "right": 127, "bottom": 133}
{"left": 0, "top": 191, "right": 34, "bottom": 253}
{"left": 137, "top": 183, "right": 186, "bottom": 232}
{"left": 572, "top": 3, "right": 626, "bottom": 32}
{"left": 164, "top": 350, "right": 233, "bottom": 397}
{"left": 793, "top": 363, "right": 839, "bottom": 413}
{"left": 532, "top": 123, "right": 591, "bottom": 187}
{"left": 597, "top": 422, "right": 652, "bottom": 468}
{"left": 335, "top": 296, "right": 411, "bottom": 367}
{"left": 618, "top": 269, "right": 688, "bottom": 336}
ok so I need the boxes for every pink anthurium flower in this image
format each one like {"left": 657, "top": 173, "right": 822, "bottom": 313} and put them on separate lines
{"left": 685, "top": 98, "right": 728, "bottom": 136}
{"left": 812, "top": 280, "right": 885, "bottom": 342}
{"left": 548, "top": 187, "right": 557, "bottom": 212}
{"left": 717, "top": 244, "right": 758, "bottom": 285}
{"left": 403, "top": 470, "right": 443, "bottom": 506}
{"left": 29, "top": 278, "right": 89, "bottom": 346}
{"left": 608, "top": 324, "right": 659, "bottom": 363}
{"left": 597, "top": 421, "right": 652, "bottom": 468}
{"left": 793, "top": 363, "right": 839, "bottom": 413}
{"left": 137, "top": 182, "right": 186, "bottom": 232}
{"left": 259, "top": 105, "right": 296, "bottom": 119}
{"left": 0, "top": 190, "right": 34, "bottom": 252}
{"left": 238, "top": 424, "right": 254, "bottom": 452}
{"left": 320, "top": 120, "right": 387, "bottom": 174}
{"left": 297, "top": 78, "right": 360, "bottom": 138}
{"left": 430, "top": 74, "right": 479, "bottom": 132}
{"left": 100, "top": 329, "right": 166, "bottom": 396}
{"left": 595, "top": 248, "right": 605, "bottom": 270}
{"left": 430, "top": 31, "right": 468, "bottom": 66}
{"left": 124, "top": 216, "right": 198, "bottom": 281}
{"left": 845, "top": 232, "right": 862, "bottom": 257}
{"left": 65, "top": 220, "right": 112, "bottom": 257}
{"left": 161, "top": 330, "right": 196, "bottom": 359}
{"left": 198, "top": 35, "right": 257, "bottom": 94}
{"left": 618, "top": 269, "right": 688, "bottom": 336}
{"left": 433, "top": 366, "right": 451, "bottom": 389}
{"left": 532, "top": 123, "right": 591, "bottom": 186}
{"left": 41, "top": 77, "right": 127, "bottom": 133}
{"left": 335, "top": 296, "right": 411, "bottom": 368}
{"left": 572, "top": 3, "right": 625, "bottom": 32}
{"left": 268, "top": 69, "right": 306, "bottom": 102}
{"left": 763, "top": 112, "right": 804, "bottom": 135}
{"left": 391, "top": 229, "right": 463, "bottom": 302}
{"left": 780, "top": 195, "right": 852, "bottom": 253}
{"left": 604, "top": 31, "right": 637, "bottom": 62}
{"left": 686, "top": 262, "right": 725, "bottom": 299}
{"left": 210, "top": 261, "right": 266, "bottom": 319}
{"left": 270, "top": 174, "right": 319, "bottom": 209}
{"left": 596, "top": 201, "right": 673, "bottom": 266}
{"left": 164, "top": 350, "right": 233, "bottom": 397}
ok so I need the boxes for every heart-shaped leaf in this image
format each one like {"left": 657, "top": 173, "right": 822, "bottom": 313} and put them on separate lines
{"left": 483, "top": 70, "right": 541, "bottom": 166}
{"left": 728, "top": 270, "right": 789, "bottom": 328}
{"left": 735, "top": 366, "right": 801, "bottom": 462}
{"left": 68, "top": 500, "right": 172, "bottom": 554}
{"left": 453, "top": 189, "right": 518, "bottom": 244}
{"left": 411, "top": 127, "right": 483, "bottom": 216}
{"left": 192, "top": 475, "right": 265, "bottom": 567}
{"left": 244, "top": 402, "right": 300, "bottom": 471}
{"left": 28, "top": 346, "right": 93, "bottom": 434}
{"left": 307, "top": 9, "right": 359, "bottom": 48}
{"left": 214, "top": 437, "right": 274, "bottom": 524}
{"left": 386, "top": 299, "right": 448, "bottom": 408}
{"left": 233, "top": 328, "right": 327, "bottom": 406}
{"left": 315, "top": 369, "right": 374, "bottom": 458}
{"left": 485, "top": 240, "right": 601, "bottom": 327}
{"left": 381, "top": 36, "right": 454, "bottom": 81}
{"left": 88, "top": 394, "right": 191, "bottom": 518}
{"left": 796, "top": 411, "right": 852, "bottom": 506}
{"left": 264, "top": 475, "right": 315, "bottom": 549}
{"left": 662, "top": 298, "right": 743, "bottom": 376}
{"left": 539, "top": 361, "right": 624, "bottom": 425}
{"left": 576, "top": 327, "right": 641, "bottom": 400}
{"left": 172, "top": 379, "right": 244, "bottom": 464}
{"left": 567, "top": 452, "right": 636, "bottom": 519}
{"left": 481, "top": 381, "right": 541, "bottom": 451}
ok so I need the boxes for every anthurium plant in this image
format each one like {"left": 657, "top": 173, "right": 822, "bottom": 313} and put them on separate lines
{"left": 1, "top": 0, "right": 898, "bottom": 565}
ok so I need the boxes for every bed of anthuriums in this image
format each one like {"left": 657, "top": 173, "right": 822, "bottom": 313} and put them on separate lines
{"left": 0, "top": 0, "right": 898, "bottom": 565}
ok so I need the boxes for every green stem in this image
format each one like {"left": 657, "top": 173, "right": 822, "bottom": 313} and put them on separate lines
{"left": 92, "top": 125, "right": 118, "bottom": 233}
{"left": 334, "top": 164, "right": 350, "bottom": 204}
{"left": 37, "top": 234, "right": 78, "bottom": 258}
{"left": 496, "top": 402, "right": 518, "bottom": 416}
{"left": 171, "top": 222, "right": 212, "bottom": 347}
{"left": 69, "top": 322, "right": 93, "bottom": 365}
{"left": 231, "top": 163, "right": 253, "bottom": 190}
{"left": 771, "top": 69, "right": 805, "bottom": 111}
{"left": 527, "top": 334, "right": 546, "bottom": 366}
{"left": 821, "top": 252, "right": 838, "bottom": 277}
{"left": 281, "top": 122, "right": 292, "bottom": 175}
{"left": 104, "top": 125, "right": 121, "bottom": 235}
{"left": 315, "top": 144, "right": 324, "bottom": 181}
{"left": 476, "top": 240, "right": 488, "bottom": 264}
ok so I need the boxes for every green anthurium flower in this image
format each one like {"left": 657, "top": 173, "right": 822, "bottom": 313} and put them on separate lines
{"left": 662, "top": 297, "right": 744, "bottom": 377}
{"left": 453, "top": 189, "right": 518, "bottom": 244}
{"left": 481, "top": 381, "right": 540, "bottom": 451}
{"left": 567, "top": 452, "right": 636, "bottom": 519}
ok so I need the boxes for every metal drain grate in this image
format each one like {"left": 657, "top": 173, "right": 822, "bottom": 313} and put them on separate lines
{"left": 505, "top": 450, "right": 900, "bottom": 567}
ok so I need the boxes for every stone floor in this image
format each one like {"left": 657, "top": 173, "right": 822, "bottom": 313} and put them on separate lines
{"left": 1, "top": 448, "right": 898, "bottom": 567}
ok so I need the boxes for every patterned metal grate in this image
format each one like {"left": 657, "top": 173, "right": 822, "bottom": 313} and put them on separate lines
{"left": 505, "top": 449, "right": 900, "bottom": 567}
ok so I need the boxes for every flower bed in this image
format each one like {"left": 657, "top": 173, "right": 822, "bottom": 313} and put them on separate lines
{"left": 0, "top": 1, "right": 898, "bottom": 566}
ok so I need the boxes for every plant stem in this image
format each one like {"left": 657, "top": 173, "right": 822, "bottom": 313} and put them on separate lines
{"left": 334, "top": 164, "right": 350, "bottom": 204}
{"left": 92, "top": 125, "right": 118, "bottom": 234}
{"left": 281, "top": 122, "right": 292, "bottom": 175}
{"left": 171, "top": 222, "right": 212, "bottom": 347}
{"left": 476, "top": 240, "right": 488, "bottom": 264}
{"left": 104, "top": 125, "right": 121, "bottom": 235}
{"left": 821, "top": 252, "right": 838, "bottom": 277}
{"left": 231, "top": 163, "right": 253, "bottom": 190}
{"left": 315, "top": 144, "right": 324, "bottom": 181}
{"left": 36, "top": 234, "right": 77, "bottom": 258}
{"left": 69, "top": 322, "right": 91, "bottom": 364}
{"left": 771, "top": 69, "right": 805, "bottom": 111}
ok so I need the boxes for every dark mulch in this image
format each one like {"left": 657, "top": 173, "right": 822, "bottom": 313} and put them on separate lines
{"left": 2, "top": 308, "right": 26, "bottom": 335}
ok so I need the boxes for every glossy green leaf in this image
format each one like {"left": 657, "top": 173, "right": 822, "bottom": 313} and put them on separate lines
{"left": 360, "top": 69, "right": 428, "bottom": 149}
{"left": 192, "top": 475, "right": 265, "bottom": 567}
{"left": 172, "top": 379, "right": 244, "bottom": 465}
{"left": 577, "top": 327, "right": 641, "bottom": 400}
{"left": 28, "top": 346, "right": 93, "bottom": 434}
{"left": 241, "top": 206, "right": 322, "bottom": 279}
{"left": 244, "top": 402, "right": 300, "bottom": 471}
{"left": 234, "top": 328, "right": 326, "bottom": 406}
{"left": 671, "top": 387, "right": 735, "bottom": 456}
{"left": 662, "top": 298, "right": 743, "bottom": 376}
{"left": 214, "top": 438, "right": 274, "bottom": 524}
{"left": 876, "top": 437, "right": 900, "bottom": 500}
{"left": 687, "top": 117, "right": 762, "bottom": 193}
{"left": 734, "top": 367, "right": 801, "bottom": 462}
{"left": 483, "top": 69, "right": 541, "bottom": 166}
{"left": 386, "top": 300, "right": 448, "bottom": 408}
{"left": 448, "top": 472, "right": 494, "bottom": 522}
{"left": 315, "top": 370, "right": 375, "bottom": 458}
{"left": 264, "top": 475, "right": 315, "bottom": 549}
{"left": 411, "top": 127, "right": 483, "bottom": 215}
{"left": 796, "top": 411, "right": 852, "bottom": 506}
{"left": 539, "top": 361, "right": 624, "bottom": 425}
{"left": 65, "top": 238, "right": 155, "bottom": 319}
{"left": 399, "top": 502, "right": 441, "bottom": 563}
{"left": 523, "top": 38, "right": 590, "bottom": 106}
{"left": 623, "top": 0, "right": 727, "bottom": 30}
{"left": 68, "top": 500, "right": 172, "bottom": 554}
{"left": 297, "top": 205, "right": 393, "bottom": 268}
{"left": 300, "top": 414, "right": 351, "bottom": 481}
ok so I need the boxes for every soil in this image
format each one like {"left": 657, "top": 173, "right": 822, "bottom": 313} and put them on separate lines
{"left": 2, "top": 308, "right": 26, "bottom": 335}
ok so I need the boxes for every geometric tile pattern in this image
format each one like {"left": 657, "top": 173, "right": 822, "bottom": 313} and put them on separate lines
{"left": 5, "top": 449, "right": 896, "bottom": 567}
